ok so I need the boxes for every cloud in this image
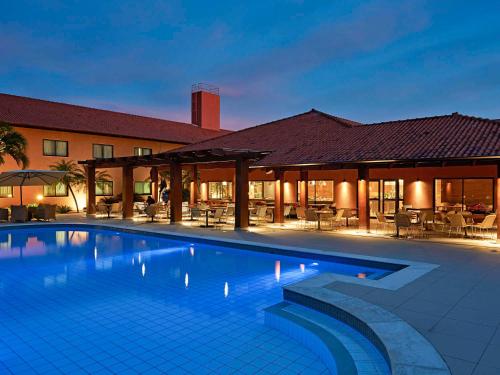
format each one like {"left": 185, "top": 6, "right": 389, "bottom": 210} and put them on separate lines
{"left": 215, "top": 0, "right": 430, "bottom": 96}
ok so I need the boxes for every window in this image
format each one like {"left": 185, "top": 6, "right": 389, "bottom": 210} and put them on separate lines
{"left": 134, "top": 181, "right": 151, "bottom": 195}
{"left": 96, "top": 181, "right": 113, "bottom": 196}
{"left": 369, "top": 181, "right": 380, "bottom": 217}
{"left": 0, "top": 186, "right": 13, "bottom": 198}
{"left": 134, "top": 147, "right": 152, "bottom": 156}
{"left": 93, "top": 144, "right": 113, "bottom": 159}
{"left": 435, "top": 178, "right": 494, "bottom": 213}
{"left": 43, "top": 182, "right": 68, "bottom": 197}
{"left": 208, "top": 181, "right": 232, "bottom": 200}
{"left": 43, "top": 139, "right": 68, "bottom": 156}
{"left": 249, "top": 181, "right": 275, "bottom": 200}
{"left": 297, "top": 180, "right": 334, "bottom": 203}
{"left": 381, "top": 179, "right": 404, "bottom": 214}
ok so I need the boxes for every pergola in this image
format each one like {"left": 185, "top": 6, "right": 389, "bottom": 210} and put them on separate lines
{"left": 80, "top": 149, "right": 500, "bottom": 239}
{"left": 79, "top": 148, "right": 270, "bottom": 229}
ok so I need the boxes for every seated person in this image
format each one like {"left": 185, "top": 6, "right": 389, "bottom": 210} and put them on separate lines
{"left": 146, "top": 196, "right": 156, "bottom": 206}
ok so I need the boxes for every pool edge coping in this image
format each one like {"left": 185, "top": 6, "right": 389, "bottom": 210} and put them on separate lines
{"left": 284, "top": 281, "right": 451, "bottom": 375}
{"left": 2, "top": 221, "right": 438, "bottom": 290}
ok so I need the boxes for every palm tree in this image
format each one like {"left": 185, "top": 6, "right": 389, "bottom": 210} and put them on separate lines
{"left": 50, "top": 160, "right": 110, "bottom": 213}
{"left": 0, "top": 122, "right": 29, "bottom": 168}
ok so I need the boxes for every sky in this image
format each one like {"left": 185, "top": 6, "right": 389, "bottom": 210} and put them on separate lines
{"left": 1, "top": 0, "right": 499, "bottom": 130}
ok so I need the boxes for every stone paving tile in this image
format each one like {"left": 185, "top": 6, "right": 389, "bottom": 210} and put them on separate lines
{"left": 430, "top": 318, "right": 496, "bottom": 343}
{"left": 446, "top": 305, "right": 500, "bottom": 327}
{"left": 442, "top": 356, "right": 475, "bottom": 375}
{"left": 471, "top": 363, "right": 500, "bottom": 375}
{"left": 475, "top": 341, "right": 500, "bottom": 369}
{"left": 423, "top": 332, "right": 488, "bottom": 363}
{"left": 392, "top": 307, "right": 443, "bottom": 332}
{"left": 398, "top": 297, "right": 456, "bottom": 318}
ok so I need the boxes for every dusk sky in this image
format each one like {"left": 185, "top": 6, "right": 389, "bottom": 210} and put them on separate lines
{"left": 1, "top": 0, "right": 499, "bottom": 130}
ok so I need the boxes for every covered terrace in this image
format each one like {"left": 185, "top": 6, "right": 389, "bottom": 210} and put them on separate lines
{"left": 79, "top": 110, "right": 500, "bottom": 243}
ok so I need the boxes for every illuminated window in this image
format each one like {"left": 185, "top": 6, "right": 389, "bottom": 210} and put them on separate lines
{"left": 44, "top": 183, "right": 68, "bottom": 197}
{"left": 0, "top": 186, "right": 13, "bottom": 198}
{"left": 435, "top": 178, "right": 493, "bottom": 212}
{"left": 134, "top": 147, "right": 152, "bottom": 156}
{"left": 93, "top": 144, "right": 113, "bottom": 159}
{"left": 134, "top": 182, "right": 151, "bottom": 195}
{"left": 43, "top": 139, "right": 68, "bottom": 157}
{"left": 249, "top": 181, "right": 275, "bottom": 200}
{"left": 96, "top": 181, "right": 113, "bottom": 196}
{"left": 208, "top": 182, "right": 232, "bottom": 200}
{"left": 297, "top": 180, "right": 334, "bottom": 203}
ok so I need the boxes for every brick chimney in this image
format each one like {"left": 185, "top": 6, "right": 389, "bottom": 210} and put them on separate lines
{"left": 191, "top": 83, "right": 220, "bottom": 131}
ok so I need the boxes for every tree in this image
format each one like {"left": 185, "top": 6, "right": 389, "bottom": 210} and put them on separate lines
{"left": 0, "top": 122, "right": 29, "bottom": 168}
{"left": 50, "top": 159, "right": 110, "bottom": 213}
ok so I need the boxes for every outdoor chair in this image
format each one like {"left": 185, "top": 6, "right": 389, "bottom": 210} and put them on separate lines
{"left": 469, "top": 214, "right": 496, "bottom": 239}
{"left": 10, "top": 205, "right": 28, "bottom": 223}
{"left": 145, "top": 204, "right": 160, "bottom": 222}
{"left": 0, "top": 208, "right": 8, "bottom": 221}
{"left": 96, "top": 203, "right": 109, "bottom": 217}
{"left": 34, "top": 204, "right": 56, "bottom": 221}
{"left": 224, "top": 205, "right": 235, "bottom": 223}
{"left": 330, "top": 209, "right": 344, "bottom": 230}
{"left": 295, "top": 206, "right": 306, "bottom": 228}
{"left": 304, "top": 208, "right": 318, "bottom": 230}
{"left": 210, "top": 208, "right": 226, "bottom": 228}
{"left": 447, "top": 214, "right": 468, "bottom": 237}
{"left": 283, "top": 205, "right": 292, "bottom": 219}
{"left": 375, "top": 211, "right": 393, "bottom": 234}
{"left": 251, "top": 206, "right": 268, "bottom": 226}
{"left": 394, "top": 213, "right": 413, "bottom": 238}
{"left": 190, "top": 207, "right": 202, "bottom": 226}
{"left": 111, "top": 202, "right": 122, "bottom": 216}
{"left": 412, "top": 211, "right": 427, "bottom": 238}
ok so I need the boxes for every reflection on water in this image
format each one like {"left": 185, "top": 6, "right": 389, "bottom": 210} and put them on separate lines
{"left": 0, "top": 227, "right": 392, "bottom": 374}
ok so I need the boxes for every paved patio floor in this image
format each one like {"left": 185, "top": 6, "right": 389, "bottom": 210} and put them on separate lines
{"left": 9, "top": 214, "right": 500, "bottom": 375}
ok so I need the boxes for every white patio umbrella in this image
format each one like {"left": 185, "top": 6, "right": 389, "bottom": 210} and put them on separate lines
{"left": 0, "top": 170, "right": 66, "bottom": 205}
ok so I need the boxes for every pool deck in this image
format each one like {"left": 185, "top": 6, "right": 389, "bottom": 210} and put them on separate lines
{"left": 8, "top": 214, "right": 500, "bottom": 375}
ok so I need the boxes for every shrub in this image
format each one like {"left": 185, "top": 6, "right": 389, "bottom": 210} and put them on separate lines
{"left": 56, "top": 205, "right": 72, "bottom": 214}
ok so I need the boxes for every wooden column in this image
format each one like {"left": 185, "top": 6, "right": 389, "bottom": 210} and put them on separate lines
{"left": 235, "top": 158, "right": 249, "bottom": 229}
{"left": 357, "top": 167, "right": 370, "bottom": 231}
{"left": 86, "top": 165, "right": 96, "bottom": 216}
{"left": 274, "top": 169, "right": 285, "bottom": 224}
{"left": 300, "top": 170, "right": 308, "bottom": 208}
{"left": 150, "top": 167, "right": 159, "bottom": 202}
{"left": 170, "top": 161, "right": 183, "bottom": 223}
{"left": 190, "top": 165, "right": 198, "bottom": 206}
{"left": 122, "top": 165, "right": 134, "bottom": 219}
{"left": 497, "top": 164, "right": 500, "bottom": 242}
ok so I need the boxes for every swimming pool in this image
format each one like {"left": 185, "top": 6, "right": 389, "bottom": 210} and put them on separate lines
{"left": 0, "top": 226, "right": 391, "bottom": 374}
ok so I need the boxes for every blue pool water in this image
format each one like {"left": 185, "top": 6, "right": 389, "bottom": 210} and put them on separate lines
{"left": 0, "top": 227, "right": 392, "bottom": 374}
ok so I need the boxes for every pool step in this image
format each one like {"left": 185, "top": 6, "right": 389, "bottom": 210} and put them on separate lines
{"left": 264, "top": 301, "right": 357, "bottom": 375}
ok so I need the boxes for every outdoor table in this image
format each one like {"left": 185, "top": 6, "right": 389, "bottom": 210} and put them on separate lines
{"left": 315, "top": 210, "right": 332, "bottom": 230}
{"left": 199, "top": 208, "right": 216, "bottom": 227}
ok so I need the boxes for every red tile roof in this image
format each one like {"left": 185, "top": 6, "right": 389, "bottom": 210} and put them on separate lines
{"left": 0, "top": 93, "right": 229, "bottom": 144}
{"left": 179, "top": 110, "right": 500, "bottom": 166}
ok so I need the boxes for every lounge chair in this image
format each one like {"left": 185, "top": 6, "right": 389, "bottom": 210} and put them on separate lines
{"left": 251, "top": 206, "right": 268, "bottom": 226}
{"left": 295, "top": 206, "right": 306, "bottom": 228}
{"left": 11, "top": 205, "right": 28, "bottom": 223}
{"left": 283, "top": 205, "right": 292, "bottom": 219}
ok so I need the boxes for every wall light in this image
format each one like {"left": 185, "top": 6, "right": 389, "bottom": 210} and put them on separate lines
{"left": 36, "top": 194, "right": 43, "bottom": 202}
